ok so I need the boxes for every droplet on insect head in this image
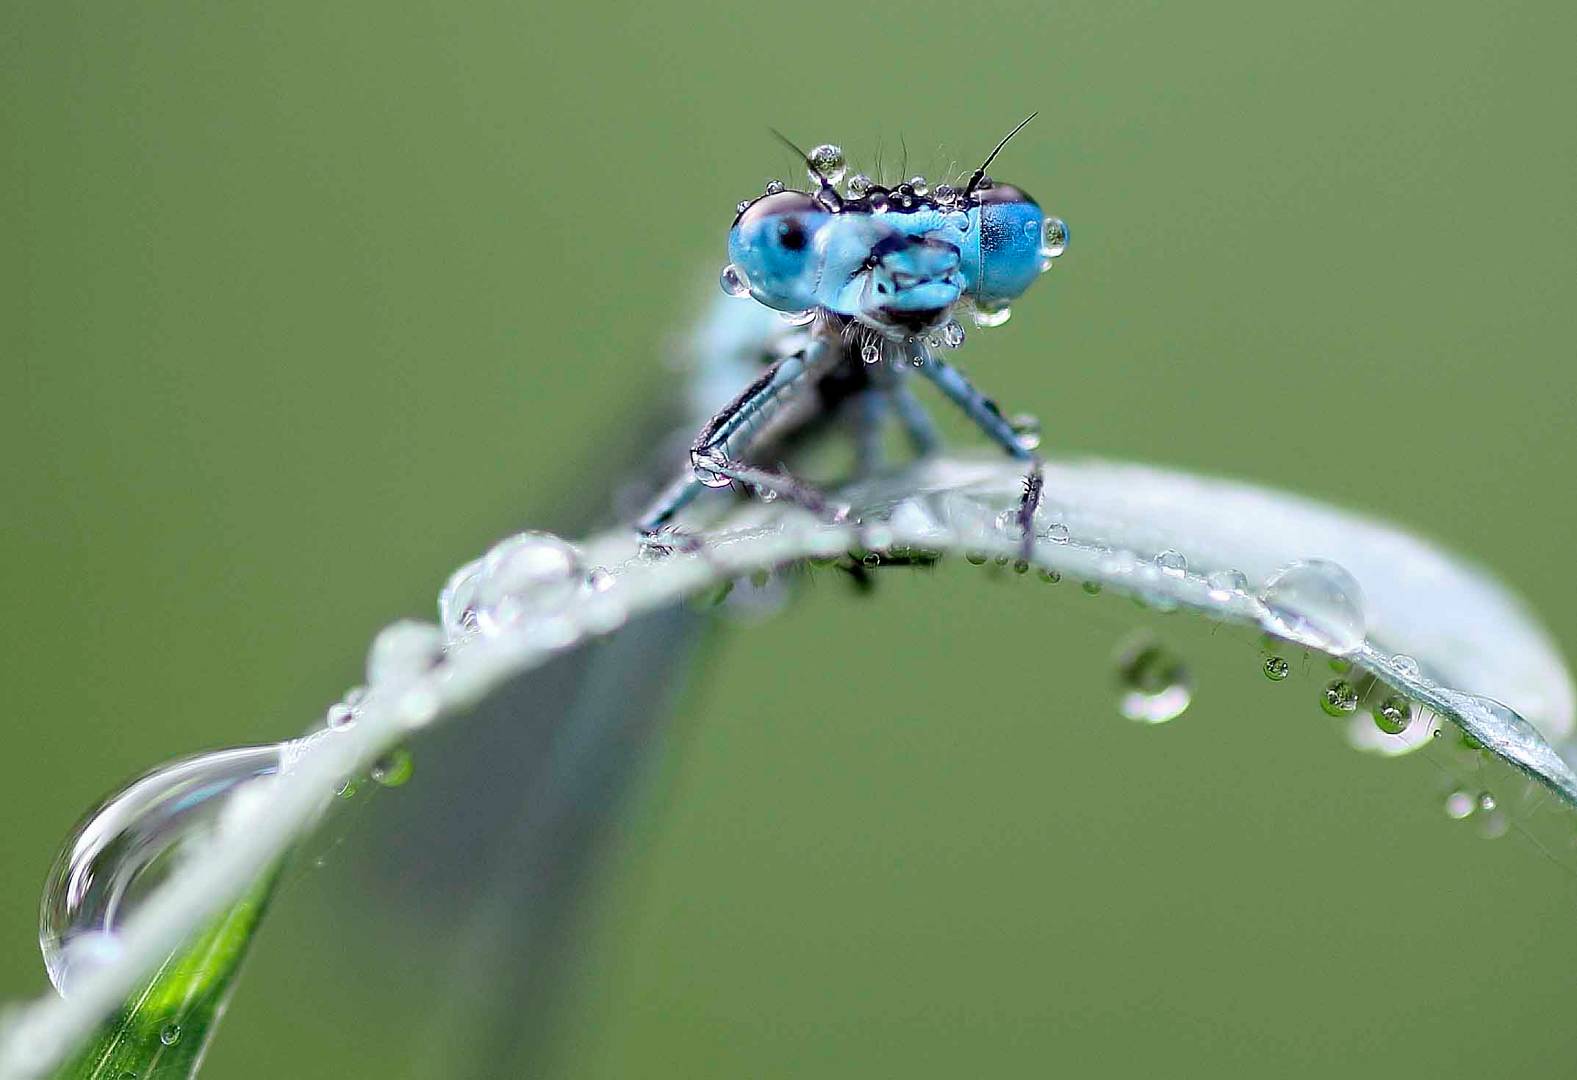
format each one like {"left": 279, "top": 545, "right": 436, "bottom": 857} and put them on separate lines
{"left": 972, "top": 305, "right": 1012, "bottom": 328}
{"left": 1257, "top": 559, "right": 1367, "bottom": 656}
{"left": 1205, "top": 568, "right": 1248, "bottom": 601}
{"left": 1114, "top": 634, "right": 1193, "bottom": 724}
{"left": 692, "top": 445, "right": 734, "bottom": 488}
{"left": 907, "top": 176, "right": 929, "bottom": 196}
{"left": 1040, "top": 216, "right": 1069, "bottom": 260}
{"left": 763, "top": 178, "right": 785, "bottom": 195}
{"left": 845, "top": 173, "right": 872, "bottom": 197}
{"left": 39, "top": 744, "right": 285, "bottom": 996}
{"left": 1263, "top": 655, "right": 1291, "bottom": 681}
{"left": 866, "top": 190, "right": 890, "bottom": 213}
{"left": 365, "top": 620, "right": 444, "bottom": 690}
{"left": 1321, "top": 679, "right": 1358, "bottom": 716}
{"left": 778, "top": 308, "right": 816, "bottom": 326}
{"left": 860, "top": 342, "right": 881, "bottom": 364}
{"left": 1444, "top": 790, "right": 1475, "bottom": 820}
{"left": 807, "top": 144, "right": 846, "bottom": 186}
{"left": 891, "top": 186, "right": 914, "bottom": 209}
{"left": 933, "top": 184, "right": 958, "bottom": 206}
{"left": 1372, "top": 695, "right": 1412, "bottom": 735}
{"left": 943, "top": 320, "right": 966, "bottom": 349}
{"left": 720, "top": 263, "right": 752, "bottom": 299}
{"left": 1010, "top": 413, "right": 1041, "bottom": 450}
{"left": 1155, "top": 549, "right": 1187, "bottom": 578}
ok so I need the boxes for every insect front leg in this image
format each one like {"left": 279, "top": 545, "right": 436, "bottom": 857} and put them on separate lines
{"left": 909, "top": 342, "right": 1044, "bottom": 560}
{"left": 635, "top": 340, "right": 842, "bottom": 539}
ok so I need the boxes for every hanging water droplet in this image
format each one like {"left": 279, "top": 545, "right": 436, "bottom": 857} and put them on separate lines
{"left": 366, "top": 620, "right": 444, "bottom": 689}
{"left": 1321, "top": 679, "right": 1358, "bottom": 716}
{"left": 845, "top": 173, "right": 872, "bottom": 197}
{"left": 1263, "top": 656, "right": 1291, "bottom": 681}
{"left": 1009, "top": 413, "right": 1041, "bottom": 450}
{"left": 972, "top": 304, "right": 1012, "bottom": 328}
{"left": 778, "top": 308, "right": 816, "bottom": 326}
{"left": 907, "top": 176, "right": 929, "bottom": 196}
{"left": 860, "top": 341, "right": 881, "bottom": 364}
{"left": 1114, "top": 635, "right": 1193, "bottom": 724}
{"left": 942, "top": 320, "right": 966, "bottom": 348}
{"left": 371, "top": 748, "right": 414, "bottom": 788}
{"left": 1258, "top": 559, "right": 1367, "bottom": 656}
{"left": 39, "top": 745, "right": 284, "bottom": 996}
{"left": 965, "top": 551, "right": 989, "bottom": 566}
{"left": 1444, "top": 790, "right": 1475, "bottom": 820}
{"left": 1038, "top": 568, "right": 1061, "bottom": 584}
{"left": 1154, "top": 549, "right": 1187, "bottom": 578}
{"left": 719, "top": 263, "right": 752, "bottom": 298}
{"left": 1391, "top": 653, "right": 1421, "bottom": 679}
{"left": 1205, "top": 568, "right": 1248, "bottom": 601}
{"left": 1372, "top": 695, "right": 1413, "bottom": 735}
{"left": 807, "top": 144, "right": 846, "bottom": 185}
{"left": 692, "top": 445, "right": 734, "bottom": 489}
{"left": 925, "top": 330, "right": 944, "bottom": 349}
{"left": 763, "top": 178, "right": 785, "bottom": 195}
{"left": 1044, "top": 522, "right": 1070, "bottom": 544}
{"left": 1040, "top": 216, "right": 1069, "bottom": 259}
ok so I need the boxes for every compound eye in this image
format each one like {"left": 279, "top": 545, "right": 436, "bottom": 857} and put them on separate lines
{"left": 970, "top": 182, "right": 1045, "bottom": 307}
{"left": 728, "top": 191, "right": 829, "bottom": 313}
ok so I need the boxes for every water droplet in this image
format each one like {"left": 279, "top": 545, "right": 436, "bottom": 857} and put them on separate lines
{"left": 1391, "top": 653, "right": 1421, "bottom": 679}
{"left": 736, "top": 200, "right": 751, "bottom": 215}
{"left": 861, "top": 551, "right": 881, "bottom": 568}
{"left": 366, "top": 620, "right": 444, "bottom": 689}
{"left": 965, "top": 551, "right": 989, "bottom": 566}
{"left": 763, "top": 178, "right": 785, "bottom": 195}
{"left": 1263, "top": 656, "right": 1291, "bottom": 681}
{"left": 807, "top": 144, "right": 846, "bottom": 185}
{"left": 1444, "top": 790, "right": 1475, "bottom": 820}
{"left": 1477, "top": 791, "right": 1497, "bottom": 812}
{"left": 845, "top": 173, "right": 872, "bottom": 197}
{"left": 1040, "top": 216, "right": 1069, "bottom": 259}
{"left": 971, "top": 304, "right": 1012, "bottom": 328}
{"left": 778, "top": 308, "right": 816, "bottom": 326}
{"left": 907, "top": 176, "right": 929, "bottom": 196}
{"left": 1023, "top": 219, "right": 1040, "bottom": 239}
{"left": 586, "top": 567, "right": 615, "bottom": 593}
{"left": 39, "top": 745, "right": 284, "bottom": 995}
{"left": 975, "top": 175, "right": 996, "bottom": 191}
{"left": 371, "top": 748, "right": 414, "bottom": 788}
{"left": 1114, "top": 635, "right": 1193, "bottom": 724}
{"left": 1009, "top": 413, "right": 1041, "bottom": 450}
{"left": 719, "top": 263, "right": 752, "bottom": 298}
{"left": 1082, "top": 581, "right": 1103, "bottom": 596}
{"left": 325, "top": 702, "right": 355, "bottom": 731}
{"left": 1372, "top": 695, "right": 1412, "bottom": 735}
{"left": 1205, "top": 568, "right": 1248, "bottom": 601}
{"left": 1154, "top": 549, "right": 1187, "bottom": 578}
{"left": 860, "top": 341, "right": 881, "bottom": 364}
{"left": 691, "top": 446, "right": 734, "bottom": 488}
{"left": 1258, "top": 559, "right": 1367, "bottom": 656}
{"left": 866, "top": 190, "right": 890, "bottom": 213}
{"left": 1321, "top": 679, "right": 1358, "bottom": 716}
{"left": 159, "top": 1024, "right": 181, "bottom": 1046}
{"left": 468, "top": 532, "right": 585, "bottom": 634}
{"left": 1038, "top": 568, "right": 1062, "bottom": 584}
{"left": 1045, "top": 523, "right": 1070, "bottom": 544}
{"left": 942, "top": 320, "right": 966, "bottom": 348}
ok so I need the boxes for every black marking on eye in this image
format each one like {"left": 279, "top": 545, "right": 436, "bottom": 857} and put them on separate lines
{"left": 778, "top": 219, "right": 807, "bottom": 251}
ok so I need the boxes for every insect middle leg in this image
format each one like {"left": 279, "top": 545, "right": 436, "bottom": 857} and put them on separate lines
{"left": 908, "top": 343, "right": 1044, "bottom": 560}
{"left": 636, "top": 339, "right": 841, "bottom": 538}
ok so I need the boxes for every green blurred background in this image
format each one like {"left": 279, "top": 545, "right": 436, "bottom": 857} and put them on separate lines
{"left": 5, "top": 1, "right": 1577, "bottom": 1076}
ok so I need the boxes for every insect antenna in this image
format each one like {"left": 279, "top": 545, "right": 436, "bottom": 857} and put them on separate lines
{"left": 963, "top": 112, "right": 1038, "bottom": 197}
{"left": 769, "top": 127, "right": 843, "bottom": 212}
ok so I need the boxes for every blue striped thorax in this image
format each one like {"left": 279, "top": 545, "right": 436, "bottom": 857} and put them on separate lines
{"left": 720, "top": 141, "right": 1067, "bottom": 341}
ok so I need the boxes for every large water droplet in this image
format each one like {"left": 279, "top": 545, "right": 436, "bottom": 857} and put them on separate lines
{"left": 1258, "top": 559, "right": 1367, "bottom": 656}
{"left": 440, "top": 532, "right": 584, "bottom": 639}
{"left": 1114, "top": 635, "right": 1193, "bottom": 723}
{"left": 807, "top": 144, "right": 846, "bottom": 185}
{"left": 39, "top": 745, "right": 283, "bottom": 996}
{"left": 1040, "top": 216, "right": 1069, "bottom": 259}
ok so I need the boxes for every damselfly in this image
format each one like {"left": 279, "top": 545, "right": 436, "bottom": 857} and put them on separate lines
{"left": 636, "top": 118, "right": 1069, "bottom": 554}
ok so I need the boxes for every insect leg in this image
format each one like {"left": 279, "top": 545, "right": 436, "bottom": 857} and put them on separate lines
{"left": 850, "top": 389, "right": 889, "bottom": 478}
{"left": 909, "top": 341, "right": 1044, "bottom": 559}
{"left": 887, "top": 378, "right": 941, "bottom": 457}
{"left": 635, "top": 338, "right": 839, "bottom": 536}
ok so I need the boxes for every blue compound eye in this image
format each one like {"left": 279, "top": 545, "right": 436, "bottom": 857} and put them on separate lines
{"left": 726, "top": 191, "right": 830, "bottom": 313}
{"left": 968, "top": 183, "right": 1048, "bottom": 308}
